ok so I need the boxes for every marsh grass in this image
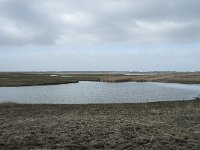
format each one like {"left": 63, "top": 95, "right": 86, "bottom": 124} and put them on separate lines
{"left": 0, "top": 100, "right": 200, "bottom": 149}
{"left": 0, "top": 72, "right": 200, "bottom": 87}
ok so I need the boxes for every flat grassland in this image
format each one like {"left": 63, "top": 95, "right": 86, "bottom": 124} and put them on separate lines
{"left": 0, "top": 100, "right": 200, "bottom": 149}
{"left": 0, "top": 72, "right": 200, "bottom": 86}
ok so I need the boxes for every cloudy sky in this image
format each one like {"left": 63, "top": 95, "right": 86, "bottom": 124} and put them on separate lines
{"left": 0, "top": 0, "right": 200, "bottom": 71}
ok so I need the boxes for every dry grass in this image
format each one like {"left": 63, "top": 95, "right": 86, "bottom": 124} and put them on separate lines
{"left": 0, "top": 72, "right": 200, "bottom": 87}
{"left": 0, "top": 100, "right": 200, "bottom": 149}
{"left": 101, "top": 73, "right": 200, "bottom": 84}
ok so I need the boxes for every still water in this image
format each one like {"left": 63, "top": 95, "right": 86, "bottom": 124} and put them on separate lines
{"left": 0, "top": 81, "right": 200, "bottom": 104}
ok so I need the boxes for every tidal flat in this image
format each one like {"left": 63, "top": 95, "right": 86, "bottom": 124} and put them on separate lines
{"left": 0, "top": 100, "right": 200, "bottom": 149}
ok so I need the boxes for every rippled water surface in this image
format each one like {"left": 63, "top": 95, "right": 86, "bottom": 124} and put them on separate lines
{"left": 0, "top": 81, "right": 200, "bottom": 104}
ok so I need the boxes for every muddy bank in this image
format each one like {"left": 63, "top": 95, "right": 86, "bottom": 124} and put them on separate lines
{"left": 0, "top": 100, "right": 200, "bottom": 149}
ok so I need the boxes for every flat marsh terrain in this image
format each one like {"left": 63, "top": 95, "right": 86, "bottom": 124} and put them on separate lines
{"left": 0, "top": 72, "right": 200, "bottom": 86}
{"left": 0, "top": 100, "right": 200, "bottom": 149}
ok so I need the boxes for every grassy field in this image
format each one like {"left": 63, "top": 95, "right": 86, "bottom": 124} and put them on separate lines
{"left": 0, "top": 100, "right": 199, "bottom": 149}
{"left": 1, "top": 72, "right": 199, "bottom": 149}
{"left": 0, "top": 72, "right": 200, "bottom": 86}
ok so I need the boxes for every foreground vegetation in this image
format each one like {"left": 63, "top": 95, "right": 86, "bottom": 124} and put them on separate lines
{"left": 0, "top": 100, "right": 199, "bottom": 149}
{"left": 0, "top": 72, "right": 200, "bottom": 86}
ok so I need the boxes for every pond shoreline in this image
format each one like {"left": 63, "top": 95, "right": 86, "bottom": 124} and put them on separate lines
{"left": 0, "top": 99, "right": 200, "bottom": 149}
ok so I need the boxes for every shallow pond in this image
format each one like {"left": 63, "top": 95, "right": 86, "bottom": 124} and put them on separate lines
{"left": 0, "top": 81, "right": 200, "bottom": 104}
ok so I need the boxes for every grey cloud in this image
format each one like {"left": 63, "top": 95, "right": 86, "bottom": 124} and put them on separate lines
{"left": 0, "top": 48, "right": 199, "bottom": 71}
{"left": 0, "top": 0, "right": 200, "bottom": 45}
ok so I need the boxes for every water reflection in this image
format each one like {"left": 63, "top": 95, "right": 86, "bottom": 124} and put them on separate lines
{"left": 0, "top": 81, "right": 200, "bottom": 104}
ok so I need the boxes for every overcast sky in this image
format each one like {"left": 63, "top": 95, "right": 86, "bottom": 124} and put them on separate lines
{"left": 0, "top": 0, "right": 200, "bottom": 71}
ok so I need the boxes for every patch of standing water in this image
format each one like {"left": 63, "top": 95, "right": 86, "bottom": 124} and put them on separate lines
{"left": 0, "top": 81, "right": 200, "bottom": 104}
{"left": 49, "top": 75, "right": 59, "bottom": 77}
